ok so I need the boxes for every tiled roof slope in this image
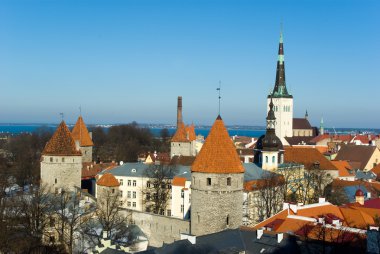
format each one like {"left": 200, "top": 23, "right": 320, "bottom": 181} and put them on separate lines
{"left": 171, "top": 122, "right": 189, "bottom": 142}
{"left": 71, "top": 116, "right": 94, "bottom": 147}
{"left": 42, "top": 121, "right": 81, "bottom": 156}
{"left": 97, "top": 173, "right": 120, "bottom": 187}
{"left": 186, "top": 124, "right": 196, "bottom": 141}
{"left": 335, "top": 145, "right": 377, "bottom": 170}
{"left": 192, "top": 115, "right": 244, "bottom": 174}
{"left": 293, "top": 118, "right": 312, "bottom": 129}
{"left": 284, "top": 147, "right": 338, "bottom": 170}
{"left": 331, "top": 160, "right": 355, "bottom": 177}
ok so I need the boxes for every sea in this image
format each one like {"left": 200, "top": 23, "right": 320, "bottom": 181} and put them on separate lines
{"left": 0, "top": 123, "right": 379, "bottom": 139}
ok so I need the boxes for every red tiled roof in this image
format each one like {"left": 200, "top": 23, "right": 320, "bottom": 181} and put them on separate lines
{"left": 82, "top": 162, "right": 117, "bottom": 179}
{"left": 331, "top": 160, "right": 355, "bottom": 177}
{"left": 172, "top": 177, "right": 187, "bottom": 187}
{"left": 284, "top": 147, "right": 338, "bottom": 170}
{"left": 171, "top": 122, "right": 190, "bottom": 142}
{"left": 192, "top": 115, "right": 244, "bottom": 174}
{"left": 97, "top": 173, "right": 120, "bottom": 187}
{"left": 335, "top": 145, "right": 377, "bottom": 170}
{"left": 42, "top": 121, "right": 81, "bottom": 156}
{"left": 186, "top": 124, "right": 196, "bottom": 141}
{"left": 71, "top": 116, "right": 94, "bottom": 147}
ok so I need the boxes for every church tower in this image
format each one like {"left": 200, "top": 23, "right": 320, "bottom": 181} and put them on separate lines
{"left": 72, "top": 116, "right": 94, "bottom": 162}
{"left": 40, "top": 121, "right": 82, "bottom": 192}
{"left": 191, "top": 115, "right": 244, "bottom": 236}
{"left": 267, "top": 30, "right": 293, "bottom": 145}
{"left": 255, "top": 98, "right": 284, "bottom": 171}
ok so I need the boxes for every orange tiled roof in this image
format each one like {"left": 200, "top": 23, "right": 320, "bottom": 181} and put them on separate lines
{"left": 97, "top": 173, "right": 120, "bottom": 187}
{"left": 285, "top": 147, "right": 338, "bottom": 170}
{"left": 42, "top": 121, "right": 81, "bottom": 156}
{"left": 82, "top": 162, "right": 117, "bottom": 179}
{"left": 171, "top": 122, "right": 190, "bottom": 142}
{"left": 172, "top": 177, "right": 187, "bottom": 186}
{"left": 340, "top": 207, "right": 375, "bottom": 228}
{"left": 186, "top": 124, "right": 196, "bottom": 141}
{"left": 71, "top": 116, "right": 94, "bottom": 147}
{"left": 331, "top": 160, "right": 355, "bottom": 177}
{"left": 192, "top": 115, "right": 244, "bottom": 174}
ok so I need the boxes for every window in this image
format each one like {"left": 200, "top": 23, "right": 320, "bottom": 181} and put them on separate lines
{"left": 127, "top": 202, "right": 131, "bottom": 207}
{"left": 167, "top": 209, "right": 171, "bottom": 216}
{"left": 132, "top": 202, "right": 136, "bottom": 207}
{"left": 55, "top": 178, "right": 57, "bottom": 184}
{"left": 167, "top": 184, "right": 172, "bottom": 189}
{"left": 180, "top": 205, "right": 184, "bottom": 213}
{"left": 146, "top": 181, "right": 151, "bottom": 188}
{"left": 120, "top": 179, "right": 123, "bottom": 186}
{"left": 181, "top": 190, "right": 184, "bottom": 198}
{"left": 50, "top": 157, "right": 53, "bottom": 162}
{"left": 127, "top": 191, "right": 131, "bottom": 198}
{"left": 133, "top": 191, "right": 136, "bottom": 199}
{"left": 133, "top": 180, "right": 137, "bottom": 187}
{"left": 265, "top": 156, "right": 268, "bottom": 163}
{"left": 112, "top": 189, "right": 115, "bottom": 194}
{"left": 160, "top": 209, "right": 165, "bottom": 215}
{"left": 153, "top": 193, "right": 158, "bottom": 200}
{"left": 62, "top": 157, "right": 65, "bottom": 162}
{"left": 146, "top": 193, "right": 150, "bottom": 200}
{"left": 207, "top": 178, "right": 211, "bottom": 186}
{"left": 226, "top": 215, "right": 229, "bottom": 226}
{"left": 227, "top": 177, "right": 231, "bottom": 186}
{"left": 128, "top": 180, "right": 131, "bottom": 186}
{"left": 146, "top": 207, "right": 150, "bottom": 212}
{"left": 272, "top": 156, "right": 275, "bottom": 163}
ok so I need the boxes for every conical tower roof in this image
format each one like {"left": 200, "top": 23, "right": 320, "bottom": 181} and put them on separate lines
{"left": 171, "top": 122, "right": 190, "bottom": 142}
{"left": 72, "top": 116, "right": 94, "bottom": 147}
{"left": 192, "top": 115, "right": 244, "bottom": 174}
{"left": 42, "top": 121, "right": 81, "bottom": 156}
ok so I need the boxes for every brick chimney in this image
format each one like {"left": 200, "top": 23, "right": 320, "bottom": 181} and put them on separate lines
{"left": 177, "top": 96, "right": 183, "bottom": 128}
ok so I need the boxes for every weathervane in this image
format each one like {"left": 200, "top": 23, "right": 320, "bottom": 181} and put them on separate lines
{"left": 217, "top": 81, "right": 221, "bottom": 115}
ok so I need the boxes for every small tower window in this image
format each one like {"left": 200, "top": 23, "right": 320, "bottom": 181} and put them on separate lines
{"left": 50, "top": 157, "right": 53, "bottom": 162}
{"left": 62, "top": 157, "right": 65, "bottom": 162}
{"left": 55, "top": 178, "right": 57, "bottom": 184}
{"left": 226, "top": 215, "right": 230, "bottom": 226}
{"left": 207, "top": 178, "right": 211, "bottom": 186}
{"left": 227, "top": 177, "right": 231, "bottom": 186}
{"left": 265, "top": 156, "right": 268, "bottom": 163}
{"left": 272, "top": 156, "right": 275, "bottom": 163}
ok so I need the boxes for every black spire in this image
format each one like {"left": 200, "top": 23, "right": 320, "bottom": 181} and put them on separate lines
{"left": 269, "top": 30, "right": 292, "bottom": 98}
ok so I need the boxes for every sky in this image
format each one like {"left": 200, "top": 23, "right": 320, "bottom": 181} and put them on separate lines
{"left": 0, "top": 0, "right": 379, "bottom": 128}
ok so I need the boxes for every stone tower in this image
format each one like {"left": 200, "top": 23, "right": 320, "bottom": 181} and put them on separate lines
{"left": 71, "top": 116, "right": 94, "bottom": 162}
{"left": 255, "top": 98, "right": 284, "bottom": 171}
{"left": 170, "top": 96, "right": 196, "bottom": 158}
{"left": 267, "top": 30, "right": 293, "bottom": 145}
{"left": 40, "top": 121, "right": 82, "bottom": 192}
{"left": 191, "top": 115, "right": 244, "bottom": 236}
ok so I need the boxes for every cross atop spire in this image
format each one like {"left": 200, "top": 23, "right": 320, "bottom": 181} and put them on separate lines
{"left": 269, "top": 27, "right": 292, "bottom": 99}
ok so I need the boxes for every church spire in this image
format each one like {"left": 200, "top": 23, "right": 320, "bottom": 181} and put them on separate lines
{"left": 270, "top": 29, "right": 292, "bottom": 98}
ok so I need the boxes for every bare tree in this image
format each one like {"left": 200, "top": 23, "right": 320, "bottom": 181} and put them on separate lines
{"left": 252, "top": 173, "right": 285, "bottom": 223}
{"left": 53, "top": 189, "right": 86, "bottom": 254}
{"left": 143, "top": 164, "right": 178, "bottom": 215}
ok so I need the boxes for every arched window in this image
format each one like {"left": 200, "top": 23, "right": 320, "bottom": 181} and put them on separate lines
{"left": 272, "top": 156, "right": 275, "bottom": 163}
{"left": 265, "top": 156, "right": 268, "bottom": 163}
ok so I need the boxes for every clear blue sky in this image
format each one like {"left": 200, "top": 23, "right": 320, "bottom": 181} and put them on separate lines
{"left": 0, "top": 0, "right": 379, "bottom": 128}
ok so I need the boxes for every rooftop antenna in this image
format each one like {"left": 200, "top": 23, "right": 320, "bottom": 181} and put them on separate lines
{"left": 217, "top": 81, "right": 221, "bottom": 115}
{"left": 59, "top": 113, "right": 64, "bottom": 121}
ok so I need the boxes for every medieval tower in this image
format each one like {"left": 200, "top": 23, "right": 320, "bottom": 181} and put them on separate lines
{"left": 170, "top": 96, "right": 196, "bottom": 158}
{"left": 255, "top": 98, "right": 284, "bottom": 171}
{"left": 71, "top": 116, "right": 94, "bottom": 163}
{"left": 40, "top": 121, "right": 82, "bottom": 192}
{"left": 267, "top": 30, "right": 293, "bottom": 145}
{"left": 190, "top": 115, "right": 244, "bottom": 236}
